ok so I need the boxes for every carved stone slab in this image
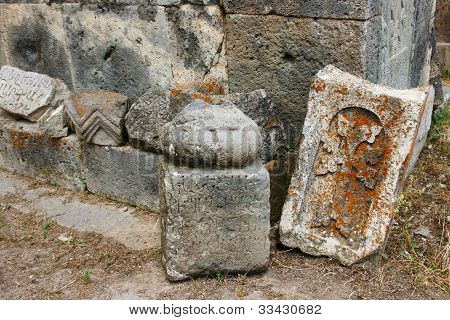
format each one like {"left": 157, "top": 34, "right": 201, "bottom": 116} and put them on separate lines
{"left": 160, "top": 160, "right": 271, "bottom": 281}
{"left": 159, "top": 100, "right": 262, "bottom": 168}
{"left": 65, "top": 91, "right": 129, "bottom": 146}
{"left": 0, "top": 65, "right": 67, "bottom": 122}
{"left": 279, "top": 65, "right": 434, "bottom": 265}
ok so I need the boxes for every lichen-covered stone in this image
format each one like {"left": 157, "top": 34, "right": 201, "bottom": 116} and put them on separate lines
{"left": 279, "top": 65, "right": 434, "bottom": 266}
{"left": 159, "top": 160, "right": 271, "bottom": 281}
{"left": 0, "top": 65, "right": 68, "bottom": 122}
{"left": 65, "top": 90, "right": 129, "bottom": 146}
{"left": 160, "top": 100, "right": 262, "bottom": 168}
{"left": 82, "top": 144, "right": 160, "bottom": 211}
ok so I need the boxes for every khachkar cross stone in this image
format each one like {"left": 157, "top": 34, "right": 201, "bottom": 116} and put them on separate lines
{"left": 159, "top": 100, "right": 271, "bottom": 281}
{"left": 280, "top": 65, "right": 435, "bottom": 266}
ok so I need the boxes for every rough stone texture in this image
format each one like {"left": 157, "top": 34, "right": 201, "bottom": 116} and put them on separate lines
{"left": 127, "top": 83, "right": 285, "bottom": 163}
{"left": 159, "top": 160, "right": 271, "bottom": 281}
{"left": 0, "top": 110, "right": 85, "bottom": 190}
{"left": 407, "top": 86, "right": 435, "bottom": 175}
{"left": 226, "top": 14, "right": 381, "bottom": 147}
{"left": 160, "top": 100, "right": 262, "bottom": 168}
{"left": 61, "top": 4, "right": 174, "bottom": 102}
{"left": 37, "top": 105, "right": 69, "bottom": 138}
{"left": 279, "top": 65, "right": 434, "bottom": 266}
{"left": 0, "top": 4, "right": 73, "bottom": 87}
{"left": 170, "top": 85, "right": 286, "bottom": 163}
{"left": 166, "top": 4, "right": 227, "bottom": 87}
{"left": 125, "top": 86, "right": 175, "bottom": 153}
{"left": 0, "top": 3, "right": 227, "bottom": 103}
{"left": 379, "top": 1, "right": 416, "bottom": 89}
{"left": 82, "top": 144, "right": 160, "bottom": 211}
{"left": 223, "top": 0, "right": 381, "bottom": 20}
{"left": 0, "top": 65, "right": 68, "bottom": 122}
{"left": 65, "top": 90, "right": 129, "bottom": 146}
{"left": 435, "top": 0, "right": 450, "bottom": 43}
{"left": 437, "top": 43, "right": 450, "bottom": 73}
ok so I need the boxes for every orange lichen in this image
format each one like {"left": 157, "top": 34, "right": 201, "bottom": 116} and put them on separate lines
{"left": 313, "top": 80, "right": 326, "bottom": 93}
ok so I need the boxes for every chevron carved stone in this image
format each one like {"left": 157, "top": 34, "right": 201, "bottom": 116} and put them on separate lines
{"left": 65, "top": 91, "right": 129, "bottom": 146}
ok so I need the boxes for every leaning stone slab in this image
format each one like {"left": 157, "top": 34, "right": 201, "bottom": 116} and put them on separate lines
{"left": 0, "top": 110, "right": 85, "bottom": 191}
{"left": 160, "top": 160, "right": 271, "bottom": 281}
{"left": 82, "top": 145, "right": 160, "bottom": 211}
{"left": 159, "top": 100, "right": 271, "bottom": 281}
{"left": 65, "top": 91, "right": 129, "bottom": 146}
{"left": 0, "top": 65, "right": 68, "bottom": 122}
{"left": 279, "top": 65, "right": 434, "bottom": 266}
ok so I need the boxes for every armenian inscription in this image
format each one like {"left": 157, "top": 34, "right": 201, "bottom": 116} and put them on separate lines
{"left": 159, "top": 100, "right": 271, "bottom": 281}
{"left": 0, "top": 66, "right": 65, "bottom": 122}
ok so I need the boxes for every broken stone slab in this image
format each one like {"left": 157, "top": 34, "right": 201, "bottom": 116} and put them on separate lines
{"left": 65, "top": 90, "right": 130, "bottom": 146}
{"left": 82, "top": 144, "right": 160, "bottom": 211}
{"left": 126, "top": 83, "right": 286, "bottom": 163}
{"left": 159, "top": 100, "right": 262, "bottom": 168}
{"left": 279, "top": 65, "right": 434, "bottom": 266}
{"left": 0, "top": 65, "right": 68, "bottom": 122}
{"left": 0, "top": 110, "right": 85, "bottom": 191}
{"left": 37, "top": 105, "right": 69, "bottom": 138}
{"left": 159, "top": 160, "right": 271, "bottom": 281}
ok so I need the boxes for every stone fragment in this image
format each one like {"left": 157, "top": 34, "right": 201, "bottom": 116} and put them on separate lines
{"left": 82, "top": 145, "right": 160, "bottom": 211}
{"left": 37, "top": 105, "right": 69, "bottom": 138}
{"left": 127, "top": 83, "right": 286, "bottom": 163}
{"left": 159, "top": 100, "right": 271, "bottom": 280}
{"left": 159, "top": 160, "right": 271, "bottom": 281}
{"left": 159, "top": 100, "right": 262, "bottom": 168}
{"left": 279, "top": 65, "right": 434, "bottom": 266}
{"left": 0, "top": 65, "right": 68, "bottom": 122}
{"left": 0, "top": 110, "right": 85, "bottom": 191}
{"left": 125, "top": 86, "right": 174, "bottom": 153}
{"left": 65, "top": 90, "right": 129, "bottom": 146}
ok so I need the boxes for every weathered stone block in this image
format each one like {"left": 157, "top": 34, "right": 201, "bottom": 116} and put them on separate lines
{"left": 159, "top": 100, "right": 262, "bottom": 168}
{"left": 82, "top": 144, "right": 160, "bottom": 211}
{"left": 0, "top": 110, "right": 85, "bottom": 190}
{"left": 61, "top": 4, "right": 174, "bottom": 102}
{"left": 223, "top": 0, "right": 381, "bottom": 20}
{"left": 225, "top": 14, "right": 381, "bottom": 146}
{"left": 159, "top": 99, "right": 271, "bottom": 280}
{"left": 65, "top": 90, "right": 129, "bottom": 146}
{"left": 166, "top": 4, "right": 227, "bottom": 87}
{"left": 279, "top": 65, "right": 434, "bottom": 265}
{"left": 160, "top": 160, "right": 271, "bottom": 281}
{"left": 127, "top": 82, "right": 286, "bottom": 163}
{"left": 0, "top": 66, "right": 68, "bottom": 122}
{"left": 0, "top": 4, "right": 73, "bottom": 87}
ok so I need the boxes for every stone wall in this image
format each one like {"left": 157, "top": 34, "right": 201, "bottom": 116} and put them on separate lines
{"left": 0, "top": 1, "right": 438, "bottom": 147}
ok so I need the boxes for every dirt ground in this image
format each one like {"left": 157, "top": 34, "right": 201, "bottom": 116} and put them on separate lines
{"left": 0, "top": 104, "right": 448, "bottom": 300}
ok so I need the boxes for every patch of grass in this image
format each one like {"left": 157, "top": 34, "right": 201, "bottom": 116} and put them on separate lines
{"left": 429, "top": 101, "right": 450, "bottom": 140}
{"left": 442, "top": 70, "right": 450, "bottom": 81}
{"left": 0, "top": 219, "right": 4, "bottom": 229}
{"left": 215, "top": 272, "right": 222, "bottom": 282}
{"left": 42, "top": 221, "right": 50, "bottom": 230}
{"left": 82, "top": 270, "right": 92, "bottom": 285}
